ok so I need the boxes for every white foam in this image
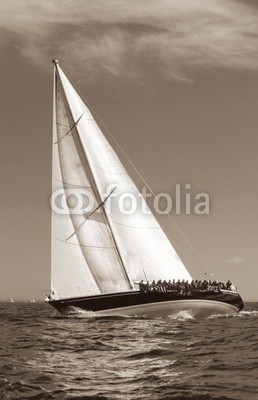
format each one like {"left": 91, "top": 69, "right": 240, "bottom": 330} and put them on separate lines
{"left": 65, "top": 306, "right": 97, "bottom": 318}
{"left": 239, "top": 310, "right": 258, "bottom": 317}
{"left": 168, "top": 310, "right": 195, "bottom": 320}
{"left": 207, "top": 310, "right": 258, "bottom": 319}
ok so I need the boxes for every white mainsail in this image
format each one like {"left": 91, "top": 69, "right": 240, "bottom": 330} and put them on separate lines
{"left": 51, "top": 61, "right": 192, "bottom": 299}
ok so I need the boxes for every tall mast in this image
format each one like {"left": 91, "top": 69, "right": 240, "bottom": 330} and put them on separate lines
{"left": 50, "top": 60, "right": 57, "bottom": 295}
{"left": 52, "top": 60, "right": 134, "bottom": 290}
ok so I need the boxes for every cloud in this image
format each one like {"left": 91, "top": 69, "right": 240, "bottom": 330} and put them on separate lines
{"left": 1, "top": 0, "right": 258, "bottom": 82}
{"left": 222, "top": 257, "right": 244, "bottom": 264}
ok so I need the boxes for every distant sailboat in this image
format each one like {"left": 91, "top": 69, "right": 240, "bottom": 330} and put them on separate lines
{"left": 10, "top": 299, "right": 14, "bottom": 303}
{"left": 46, "top": 60, "right": 244, "bottom": 316}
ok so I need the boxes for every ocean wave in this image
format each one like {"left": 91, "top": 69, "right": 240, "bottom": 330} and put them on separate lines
{"left": 1, "top": 302, "right": 258, "bottom": 400}
{"left": 206, "top": 312, "right": 240, "bottom": 319}
{"left": 207, "top": 310, "right": 258, "bottom": 319}
{"left": 157, "top": 395, "right": 239, "bottom": 400}
{"left": 125, "top": 348, "right": 177, "bottom": 360}
{"left": 63, "top": 306, "right": 148, "bottom": 320}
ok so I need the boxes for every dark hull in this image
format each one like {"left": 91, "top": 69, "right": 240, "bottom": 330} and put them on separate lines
{"left": 47, "top": 290, "right": 244, "bottom": 317}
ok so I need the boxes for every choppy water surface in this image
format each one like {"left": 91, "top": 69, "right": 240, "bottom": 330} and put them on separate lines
{"left": 0, "top": 302, "right": 257, "bottom": 400}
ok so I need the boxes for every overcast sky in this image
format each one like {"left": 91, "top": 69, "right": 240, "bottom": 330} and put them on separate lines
{"left": 0, "top": 0, "right": 258, "bottom": 300}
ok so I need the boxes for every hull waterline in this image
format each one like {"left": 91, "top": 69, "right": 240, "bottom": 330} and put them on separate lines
{"left": 47, "top": 290, "right": 244, "bottom": 317}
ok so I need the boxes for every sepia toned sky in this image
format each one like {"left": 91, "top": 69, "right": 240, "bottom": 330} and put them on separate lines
{"left": 0, "top": 0, "right": 258, "bottom": 300}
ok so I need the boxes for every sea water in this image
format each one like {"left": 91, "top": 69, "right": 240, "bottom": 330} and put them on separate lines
{"left": 0, "top": 302, "right": 257, "bottom": 400}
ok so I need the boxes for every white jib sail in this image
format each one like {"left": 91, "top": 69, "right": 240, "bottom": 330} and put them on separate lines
{"left": 51, "top": 61, "right": 192, "bottom": 299}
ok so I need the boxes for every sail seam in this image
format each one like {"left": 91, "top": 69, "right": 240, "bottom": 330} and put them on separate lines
{"left": 54, "top": 235, "right": 116, "bottom": 249}
{"left": 54, "top": 177, "right": 93, "bottom": 189}
{"left": 90, "top": 163, "right": 128, "bottom": 175}
{"left": 112, "top": 221, "right": 161, "bottom": 229}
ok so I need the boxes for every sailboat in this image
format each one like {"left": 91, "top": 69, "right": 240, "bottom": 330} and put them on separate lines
{"left": 46, "top": 60, "right": 244, "bottom": 317}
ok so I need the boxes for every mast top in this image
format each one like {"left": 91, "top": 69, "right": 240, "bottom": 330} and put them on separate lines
{"left": 52, "top": 59, "right": 59, "bottom": 65}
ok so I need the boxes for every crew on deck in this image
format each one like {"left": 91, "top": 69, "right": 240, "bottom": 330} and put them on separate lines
{"left": 138, "top": 279, "right": 236, "bottom": 295}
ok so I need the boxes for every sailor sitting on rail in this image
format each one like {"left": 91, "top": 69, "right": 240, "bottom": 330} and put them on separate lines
{"left": 138, "top": 279, "right": 237, "bottom": 295}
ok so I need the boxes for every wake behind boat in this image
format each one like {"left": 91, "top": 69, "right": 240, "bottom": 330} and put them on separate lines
{"left": 46, "top": 60, "right": 244, "bottom": 317}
